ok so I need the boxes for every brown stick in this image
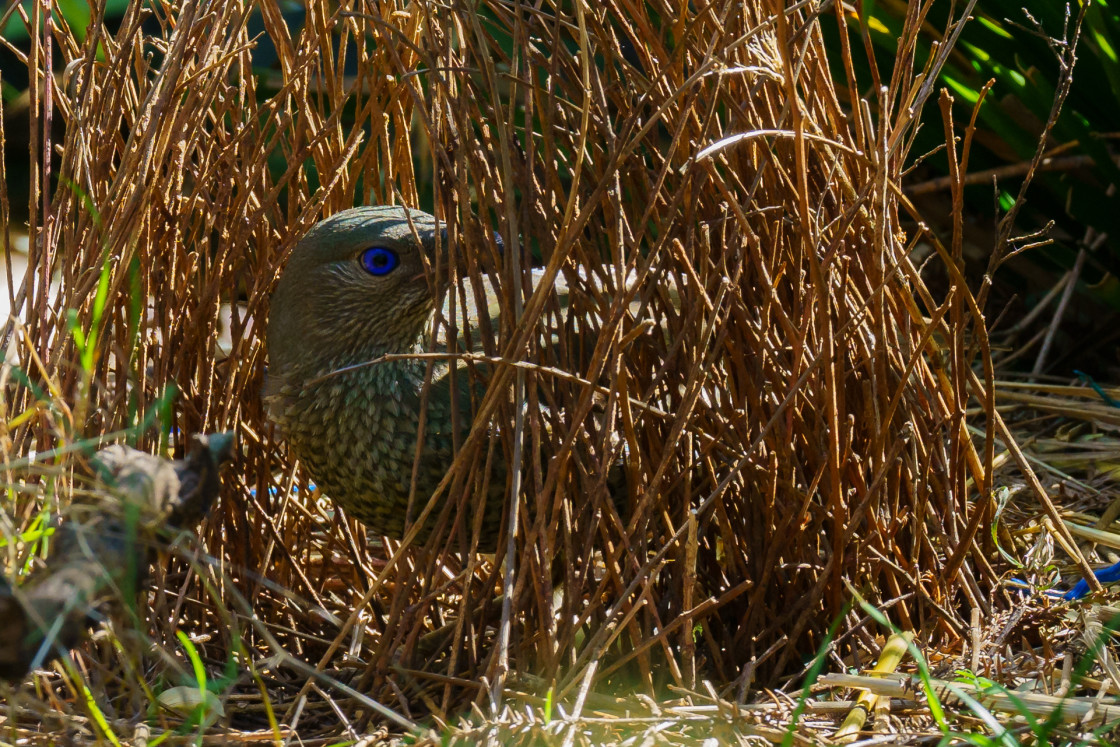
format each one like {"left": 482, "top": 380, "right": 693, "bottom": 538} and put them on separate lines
{"left": 0, "top": 432, "right": 233, "bottom": 681}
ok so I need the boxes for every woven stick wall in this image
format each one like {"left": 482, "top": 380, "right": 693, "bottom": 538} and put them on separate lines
{"left": 0, "top": 0, "right": 993, "bottom": 726}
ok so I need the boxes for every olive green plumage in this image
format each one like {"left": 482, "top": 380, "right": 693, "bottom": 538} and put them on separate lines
{"left": 264, "top": 206, "right": 505, "bottom": 545}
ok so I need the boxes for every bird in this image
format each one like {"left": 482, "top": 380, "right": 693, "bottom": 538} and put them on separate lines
{"left": 264, "top": 206, "right": 518, "bottom": 549}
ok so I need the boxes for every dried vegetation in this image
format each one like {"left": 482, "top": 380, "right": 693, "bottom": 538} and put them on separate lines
{"left": 0, "top": 0, "right": 1117, "bottom": 743}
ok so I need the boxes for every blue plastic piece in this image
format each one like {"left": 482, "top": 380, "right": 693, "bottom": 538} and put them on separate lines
{"left": 1062, "top": 559, "right": 1120, "bottom": 601}
{"left": 1075, "top": 370, "right": 1120, "bottom": 408}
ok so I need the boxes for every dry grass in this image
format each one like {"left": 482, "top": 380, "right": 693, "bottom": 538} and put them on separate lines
{"left": 0, "top": 0, "right": 1112, "bottom": 743}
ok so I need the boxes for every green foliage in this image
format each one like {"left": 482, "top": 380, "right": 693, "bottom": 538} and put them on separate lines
{"left": 829, "top": 1, "right": 1120, "bottom": 308}
{"left": 0, "top": 0, "right": 130, "bottom": 43}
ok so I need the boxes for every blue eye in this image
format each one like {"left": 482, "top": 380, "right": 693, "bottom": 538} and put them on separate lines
{"left": 360, "top": 246, "right": 400, "bottom": 276}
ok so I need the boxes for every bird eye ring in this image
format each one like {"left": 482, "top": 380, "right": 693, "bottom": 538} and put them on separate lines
{"left": 360, "top": 246, "right": 400, "bottom": 276}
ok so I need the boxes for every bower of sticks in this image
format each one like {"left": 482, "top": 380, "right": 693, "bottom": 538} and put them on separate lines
{"left": 0, "top": 0, "right": 1016, "bottom": 741}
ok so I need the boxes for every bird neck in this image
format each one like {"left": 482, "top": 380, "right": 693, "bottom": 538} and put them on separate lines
{"left": 285, "top": 336, "right": 431, "bottom": 386}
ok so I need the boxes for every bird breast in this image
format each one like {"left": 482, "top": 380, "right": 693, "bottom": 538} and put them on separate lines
{"left": 269, "top": 357, "right": 462, "bottom": 536}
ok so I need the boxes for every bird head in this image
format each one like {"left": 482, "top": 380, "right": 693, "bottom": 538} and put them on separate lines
{"left": 268, "top": 206, "right": 442, "bottom": 379}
